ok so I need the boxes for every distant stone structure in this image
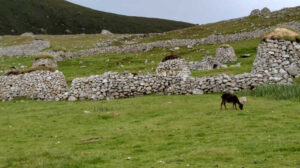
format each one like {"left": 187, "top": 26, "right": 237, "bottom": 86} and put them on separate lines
{"left": 215, "top": 45, "right": 237, "bottom": 63}
{"left": 189, "top": 56, "right": 225, "bottom": 71}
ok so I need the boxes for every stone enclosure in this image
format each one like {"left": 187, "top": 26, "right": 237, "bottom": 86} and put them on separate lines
{"left": 0, "top": 39, "right": 299, "bottom": 101}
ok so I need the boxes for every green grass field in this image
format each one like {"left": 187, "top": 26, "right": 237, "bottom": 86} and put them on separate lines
{"left": 0, "top": 94, "right": 299, "bottom": 168}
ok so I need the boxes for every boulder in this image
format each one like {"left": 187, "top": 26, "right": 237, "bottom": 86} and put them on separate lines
{"left": 215, "top": 44, "right": 237, "bottom": 63}
{"left": 21, "top": 32, "right": 34, "bottom": 37}
{"left": 101, "top": 29, "right": 113, "bottom": 35}
{"left": 287, "top": 64, "right": 299, "bottom": 77}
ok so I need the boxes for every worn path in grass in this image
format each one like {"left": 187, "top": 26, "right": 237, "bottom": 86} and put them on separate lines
{"left": 0, "top": 94, "right": 299, "bottom": 168}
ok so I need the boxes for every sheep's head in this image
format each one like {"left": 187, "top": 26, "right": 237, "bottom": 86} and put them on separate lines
{"left": 239, "top": 103, "right": 244, "bottom": 110}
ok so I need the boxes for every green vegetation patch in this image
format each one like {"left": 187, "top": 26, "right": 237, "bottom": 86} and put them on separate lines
{"left": 0, "top": 94, "right": 299, "bottom": 167}
{"left": 241, "top": 83, "right": 300, "bottom": 100}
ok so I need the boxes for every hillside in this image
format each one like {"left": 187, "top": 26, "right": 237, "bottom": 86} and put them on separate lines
{"left": 0, "top": 0, "right": 194, "bottom": 35}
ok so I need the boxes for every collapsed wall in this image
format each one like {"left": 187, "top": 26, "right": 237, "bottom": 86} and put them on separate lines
{"left": 0, "top": 71, "right": 68, "bottom": 101}
{"left": 0, "top": 40, "right": 50, "bottom": 57}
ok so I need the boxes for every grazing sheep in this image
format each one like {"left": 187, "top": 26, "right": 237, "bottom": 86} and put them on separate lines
{"left": 221, "top": 93, "right": 244, "bottom": 110}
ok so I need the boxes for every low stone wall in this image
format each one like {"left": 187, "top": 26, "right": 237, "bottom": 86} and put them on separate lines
{"left": 67, "top": 71, "right": 292, "bottom": 101}
{"left": 0, "top": 40, "right": 298, "bottom": 101}
{"left": 0, "top": 40, "right": 50, "bottom": 57}
{"left": 0, "top": 71, "right": 68, "bottom": 101}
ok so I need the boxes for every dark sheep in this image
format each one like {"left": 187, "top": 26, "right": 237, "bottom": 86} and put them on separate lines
{"left": 221, "top": 93, "right": 243, "bottom": 110}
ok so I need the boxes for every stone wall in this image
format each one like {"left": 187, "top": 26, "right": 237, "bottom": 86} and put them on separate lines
{"left": 0, "top": 71, "right": 68, "bottom": 101}
{"left": 0, "top": 40, "right": 50, "bottom": 57}
{"left": 252, "top": 39, "right": 300, "bottom": 83}
{"left": 0, "top": 39, "right": 298, "bottom": 101}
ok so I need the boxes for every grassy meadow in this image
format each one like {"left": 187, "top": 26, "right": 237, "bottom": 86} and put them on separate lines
{"left": 0, "top": 94, "right": 300, "bottom": 168}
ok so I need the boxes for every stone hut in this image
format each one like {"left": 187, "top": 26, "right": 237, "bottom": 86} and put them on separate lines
{"left": 156, "top": 55, "right": 191, "bottom": 78}
{"left": 189, "top": 56, "right": 224, "bottom": 71}
{"left": 215, "top": 44, "right": 237, "bottom": 63}
{"left": 32, "top": 52, "right": 57, "bottom": 68}
{"left": 252, "top": 28, "right": 300, "bottom": 82}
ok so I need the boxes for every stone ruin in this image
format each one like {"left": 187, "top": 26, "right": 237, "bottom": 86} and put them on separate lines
{"left": 215, "top": 44, "right": 237, "bottom": 63}
{"left": 0, "top": 36, "right": 299, "bottom": 101}
{"left": 156, "top": 56, "right": 191, "bottom": 79}
{"left": 189, "top": 56, "right": 225, "bottom": 71}
{"left": 0, "top": 40, "right": 50, "bottom": 58}
{"left": 32, "top": 52, "right": 57, "bottom": 69}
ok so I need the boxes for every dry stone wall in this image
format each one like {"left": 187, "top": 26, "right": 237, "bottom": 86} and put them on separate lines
{"left": 252, "top": 39, "right": 300, "bottom": 82}
{"left": 0, "top": 40, "right": 298, "bottom": 101}
{"left": 0, "top": 71, "right": 68, "bottom": 101}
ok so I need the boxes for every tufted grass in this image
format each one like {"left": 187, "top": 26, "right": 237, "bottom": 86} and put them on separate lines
{"left": 241, "top": 83, "right": 300, "bottom": 100}
{"left": 35, "top": 52, "right": 55, "bottom": 60}
{"left": 0, "top": 94, "right": 299, "bottom": 167}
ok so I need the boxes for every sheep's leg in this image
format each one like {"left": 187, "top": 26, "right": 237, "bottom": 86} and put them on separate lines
{"left": 221, "top": 101, "right": 224, "bottom": 110}
{"left": 224, "top": 102, "right": 227, "bottom": 110}
{"left": 234, "top": 103, "right": 237, "bottom": 110}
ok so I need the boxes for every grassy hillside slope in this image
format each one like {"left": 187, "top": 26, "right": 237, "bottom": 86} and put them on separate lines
{"left": 0, "top": 0, "right": 193, "bottom": 35}
{"left": 140, "top": 6, "right": 300, "bottom": 42}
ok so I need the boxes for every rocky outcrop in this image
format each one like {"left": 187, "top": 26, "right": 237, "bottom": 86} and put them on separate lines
{"left": 0, "top": 71, "right": 68, "bottom": 101}
{"left": 250, "top": 7, "right": 271, "bottom": 16}
{"left": 215, "top": 45, "right": 237, "bottom": 63}
{"left": 0, "top": 40, "right": 50, "bottom": 57}
{"left": 261, "top": 7, "right": 271, "bottom": 15}
{"left": 250, "top": 9, "right": 261, "bottom": 16}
